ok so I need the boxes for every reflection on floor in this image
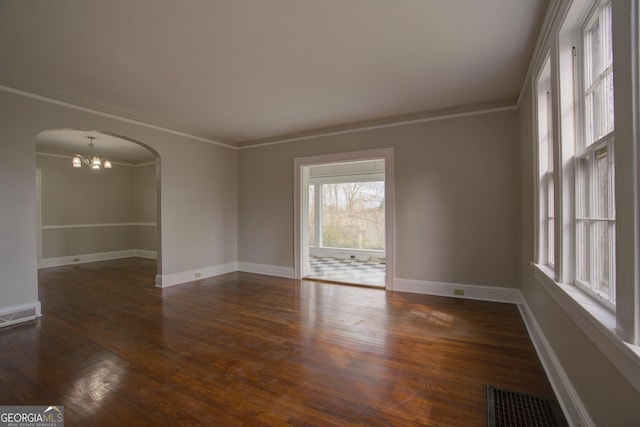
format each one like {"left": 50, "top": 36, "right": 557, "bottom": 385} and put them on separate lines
{"left": 307, "top": 255, "right": 385, "bottom": 287}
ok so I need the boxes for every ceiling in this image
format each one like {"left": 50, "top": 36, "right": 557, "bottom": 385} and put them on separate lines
{"left": 1, "top": 0, "right": 548, "bottom": 149}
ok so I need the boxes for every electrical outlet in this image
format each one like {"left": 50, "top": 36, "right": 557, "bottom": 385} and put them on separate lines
{"left": 454, "top": 289, "right": 465, "bottom": 296}
{"left": 73, "top": 258, "right": 80, "bottom": 263}
{"left": 194, "top": 272, "right": 201, "bottom": 278}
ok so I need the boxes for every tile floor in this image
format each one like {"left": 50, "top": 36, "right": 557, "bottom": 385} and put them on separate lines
{"left": 307, "top": 255, "right": 386, "bottom": 287}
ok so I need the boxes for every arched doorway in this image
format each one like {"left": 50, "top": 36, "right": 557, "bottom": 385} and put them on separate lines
{"left": 35, "top": 129, "right": 161, "bottom": 282}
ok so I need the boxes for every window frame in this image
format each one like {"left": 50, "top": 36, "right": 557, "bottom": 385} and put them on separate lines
{"left": 573, "top": 0, "right": 616, "bottom": 309}
{"left": 535, "top": 53, "right": 556, "bottom": 271}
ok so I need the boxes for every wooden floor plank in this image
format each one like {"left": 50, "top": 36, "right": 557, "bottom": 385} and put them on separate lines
{"left": 0, "top": 258, "right": 557, "bottom": 426}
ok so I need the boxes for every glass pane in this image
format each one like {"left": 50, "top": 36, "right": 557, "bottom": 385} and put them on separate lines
{"left": 576, "top": 220, "right": 590, "bottom": 283}
{"left": 593, "top": 82, "right": 603, "bottom": 141}
{"left": 547, "top": 172, "right": 554, "bottom": 217}
{"left": 576, "top": 156, "right": 590, "bottom": 218}
{"left": 594, "top": 147, "right": 609, "bottom": 218}
{"left": 547, "top": 172, "right": 554, "bottom": 265}
{"left": 587, "top": 19, "right": 601, "bottom": 85}
{"left": 548, "top": 218, "right": 554, "bottom": 266}
{"left": 604, "top": 72, "right": 614, "bottom": 134}
{"left": 595, "top": 220, "right": 610, "bottom": 295}
{"left": 308, "top": 185, "right": 315, "bottom": 247}
{"left": 321, "top": 182, "right": 385, "bottom": 250}
{"left": 603, "top": 2, "right": 613, "bottom": 67}
{"left": 584, "top": 91, "right": 595, "bottom": 145}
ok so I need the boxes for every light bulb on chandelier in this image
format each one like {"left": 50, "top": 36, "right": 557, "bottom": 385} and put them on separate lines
{"left": 72, "top": 136, "right": 112, "bottom": 170}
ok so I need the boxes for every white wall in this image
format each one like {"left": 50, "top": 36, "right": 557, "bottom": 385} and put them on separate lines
{"left": 238, "top": 109, "right": 520, "bottom": 289}
{"left": 0, "top": 88, "right": 238, "bottom": 314}
{"left": 36, "top": 154, "right": 157, "bottom": 262}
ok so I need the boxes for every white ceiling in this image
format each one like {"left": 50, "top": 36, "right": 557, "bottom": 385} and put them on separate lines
{"left": 1, "top": 0, "right": 548, "bottom": 148}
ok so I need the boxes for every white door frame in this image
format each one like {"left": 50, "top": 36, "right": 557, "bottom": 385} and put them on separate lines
{"left": 36, "top": 169, "right": 42, "bottom": 268}
{"left": 293, "top": 148, "right": 394, "bottom": 289}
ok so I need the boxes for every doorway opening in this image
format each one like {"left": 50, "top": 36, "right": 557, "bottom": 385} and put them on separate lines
{"left": 294, "top": 148, "right": 394, "bottom": 289}
{"left": 35, "top": 129, "right": 161, "bottom": 283}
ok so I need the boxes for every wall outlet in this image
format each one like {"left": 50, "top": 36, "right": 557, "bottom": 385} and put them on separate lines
{"left": 73, "top": 258, "right": 80, "bottom": 263}
{"left": 194, "top": 272, "right": 201, "bottom": 278}
{"left": 454, "top": 289, "right": 465, "bottom": 296}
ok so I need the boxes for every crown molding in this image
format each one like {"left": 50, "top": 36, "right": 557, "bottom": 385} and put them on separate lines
{"left": 0, "top": 82, "right": 236, "bottom": 150}
{"left": 238, "top": 103, "right": 517, "bottom": 150}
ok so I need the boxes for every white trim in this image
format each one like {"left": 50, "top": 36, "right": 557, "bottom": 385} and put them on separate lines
{"left": 41, "top": 222, "right": 156, "bottom": 230}
{"left": 155, "top": 262, "right": 239, "bottom": 288}
{"left": 518, "top": 296, "right": 594, "bottom": 427}
{"left": 240, "top": 106, "right": 516, "bottom": 149}
{"left": 517, "top": 0, "right": 564, "bottom": 109}
{"left": 0, "top": 84, "right": 234, "bottom": 150}
{"left": 2, "top": 82, "right": 516, "bottom": 153}
{"left": 36, "top": 169, "right": 42, "bottom": 269}
{"left": 309, "top": 247, "right": 385, "bottom": 261}
{"left": 40, "top": 249, "right": 156, "bottom": 268}
{"left": 531, "top": 262, "right": 640, "bottom": 394}
{"left": 237, "top": 262, "right": 296, "bottom": 279}
{"left": 393, "top": 278, "right": 520, "bottom": 304}
{"left": 0, "top": 301, "right": 42, "bottom": 329}
{"left": 135, "top": 250, "right": 157, "bottom": 259}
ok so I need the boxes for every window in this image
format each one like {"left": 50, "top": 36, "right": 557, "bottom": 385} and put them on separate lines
{"left": 533, "top": 0, "right": 640, "bottom": 357}
{"left": 308, "top": 180, "right": 385, "bottom": 251}
{"left": 575, "top": 0, "right": 616, "bottom": 306}
{"left": 536, "top": 55, "right": 554, "bottom": 269}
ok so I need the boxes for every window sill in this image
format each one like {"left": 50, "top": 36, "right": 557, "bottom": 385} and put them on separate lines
{"left": 530, "top": 262, "right": 640, "bottom": 394}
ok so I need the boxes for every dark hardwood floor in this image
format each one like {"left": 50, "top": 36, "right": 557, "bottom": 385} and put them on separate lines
{"left": 0, "top": 258, "right": 557, "bottom": 426}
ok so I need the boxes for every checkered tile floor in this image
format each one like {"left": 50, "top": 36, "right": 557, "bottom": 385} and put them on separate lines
{"left": 306, "top": 256, "right": 386, "bottom": 287}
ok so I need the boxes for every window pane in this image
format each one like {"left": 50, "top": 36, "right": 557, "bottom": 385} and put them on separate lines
{"left": 547, "top": 172, "right": 554, "bottom": 217}
{"left": 547, "top": 172, "right": 554, "bottom": 266}
{"left": 321, "top": 182, "right": 385, "bottom": 250}
{"left": 548, "top": 218, "right": 555, "bottom": 265}
{"left": 592, "top": 82, "right": 603, "bottom": 141}
{"left": 595, "top": 220, "right": 610, "bottom": 295}
{"left": 576, "top": 220, "right": 590, "bottom": 283}
{"left": 584, "top": 90, "right": 595, "bottom": 145}
{"left": 603, "top": 1, "right": 612, "bottom": 67}
{"left": 576, "top": 156, "right": 590, "bottom": 218}
{"left": 604, "top": 72, "right": 614, "bottom": 135}
{"left": 587, "top": 19, "right": 601, "bottom": 85}
{"left": 594, "top": 147, "right": 608, "bottom": 218}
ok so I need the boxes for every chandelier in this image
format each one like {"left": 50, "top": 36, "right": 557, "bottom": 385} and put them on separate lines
{"left": 72, "top": 136, "right": 112, "bottom": 169}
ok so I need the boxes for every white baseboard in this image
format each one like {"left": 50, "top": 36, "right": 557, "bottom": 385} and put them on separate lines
{"left": 393, "top": 278, "right": 520, "bottom": 304}
{"left": 135, "top": 250, "right": 157, "bottom": 259}
{"left": 518, "top": 298, "right": 594, "bottom": 427}
{"left": 40, "top": 249, "right": 157, "bottom": 268}
{"left": 0, "top": 301, "right": 41, "bottom": 329}
{"left": 237, "top": 262, "right": 295, "bottom": 279}
{"left": 156, "top": 262, "right": 238, "bottom": 288}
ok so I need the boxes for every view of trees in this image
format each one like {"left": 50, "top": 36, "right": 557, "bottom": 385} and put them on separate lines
{"left": 309, "top": 181, "right": 384, "bottom": 250}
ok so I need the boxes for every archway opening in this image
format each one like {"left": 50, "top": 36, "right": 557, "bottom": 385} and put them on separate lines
{"left": 35, "top": 129, "right": 161, "bottom": 283}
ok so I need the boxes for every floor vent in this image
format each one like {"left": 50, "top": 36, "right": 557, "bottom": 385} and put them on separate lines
{"left": 0, "top": 305, "right": 39, "bottom": 328}
{"left": 487, "top": 386, "right": 567, "bottom": 427}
